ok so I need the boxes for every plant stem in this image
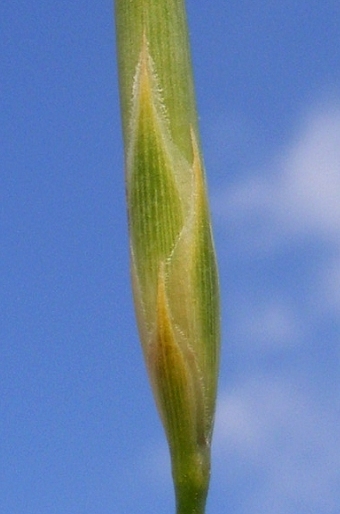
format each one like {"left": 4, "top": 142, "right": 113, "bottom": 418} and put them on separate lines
{"left": 114, "top": 2, "right": 220, "bottom": 513}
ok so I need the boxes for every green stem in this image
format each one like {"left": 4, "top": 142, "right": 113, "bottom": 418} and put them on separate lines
{"left": 173, "top": 446, "right": 210, "bottom": 514}
{"left": 114, "top": 2, "right": 220, "bottom": 513}
{"left": 114, "top": 0, "right": 198, "bottom": 160}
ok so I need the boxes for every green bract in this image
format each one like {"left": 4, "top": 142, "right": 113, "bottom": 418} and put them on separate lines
{"left": 115, "top": 2, "right": 220, "bottom": 513}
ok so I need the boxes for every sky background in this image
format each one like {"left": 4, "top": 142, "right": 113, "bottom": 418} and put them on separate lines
{"left": 1, "top": 1, "right": 340, "bottom": 513}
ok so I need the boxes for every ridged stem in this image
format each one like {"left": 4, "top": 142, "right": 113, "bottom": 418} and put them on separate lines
{"left": 114, "top": 2, "right": 220, "bottom": 513}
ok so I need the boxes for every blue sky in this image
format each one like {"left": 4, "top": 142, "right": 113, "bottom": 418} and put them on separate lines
{"left": 1, "top": 1, "right": 340, "bottom": 513}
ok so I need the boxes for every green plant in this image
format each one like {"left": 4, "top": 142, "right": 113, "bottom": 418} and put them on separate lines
{"left": 114, "top": 1, "right": 220, "bottom": 513}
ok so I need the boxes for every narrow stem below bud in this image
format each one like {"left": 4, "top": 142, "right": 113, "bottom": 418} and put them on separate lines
{"left": 173, "top": 446, "right": 210, "bottom": 514}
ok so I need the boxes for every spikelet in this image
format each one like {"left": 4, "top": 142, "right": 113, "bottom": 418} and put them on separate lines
{"left": 115, "top": 3, "right": 220, "bottom": 512}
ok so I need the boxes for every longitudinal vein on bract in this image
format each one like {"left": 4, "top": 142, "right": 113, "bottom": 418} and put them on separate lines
{"left": 126, "top": 34, "right": 219, "bottom": 451}
{"left": 127, "top": 34, "right": 192, "bottom": 331}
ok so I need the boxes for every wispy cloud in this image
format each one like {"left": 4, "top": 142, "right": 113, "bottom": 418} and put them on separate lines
{"left": 213, "top": 100, "right": 340, "bottom": 327}
{"left": 210, "top": 100, "right": 340, "bottom": 513}
{"left": 226, "top": 297, "right": 304, "bottom": 353}
{"left": 214, "top": 377, "right": 340, "bottom": 514}
{"left": 213, "top": 102, "right": 340, "bottom": 255}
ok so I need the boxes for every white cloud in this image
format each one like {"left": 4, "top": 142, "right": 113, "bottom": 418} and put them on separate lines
{"left": 314, "top": 256, "right": 340, "bottom": 315}
{"left": 209, "top": 102, "right": 340, "bottom": 514}
{"left": 213, "top": 377, "right": 340, "bottom": 514}
{"left": 213, "top": 102, "right": 340, "bottom": 342}
{"left": 227, "top": 299, "right": 303, "bottom": 352}
{"left": 213, "top": 103, "right": 340, "bottom": 254}
{"left": 281, "top": 107, "right": 340, "bottom": 239}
